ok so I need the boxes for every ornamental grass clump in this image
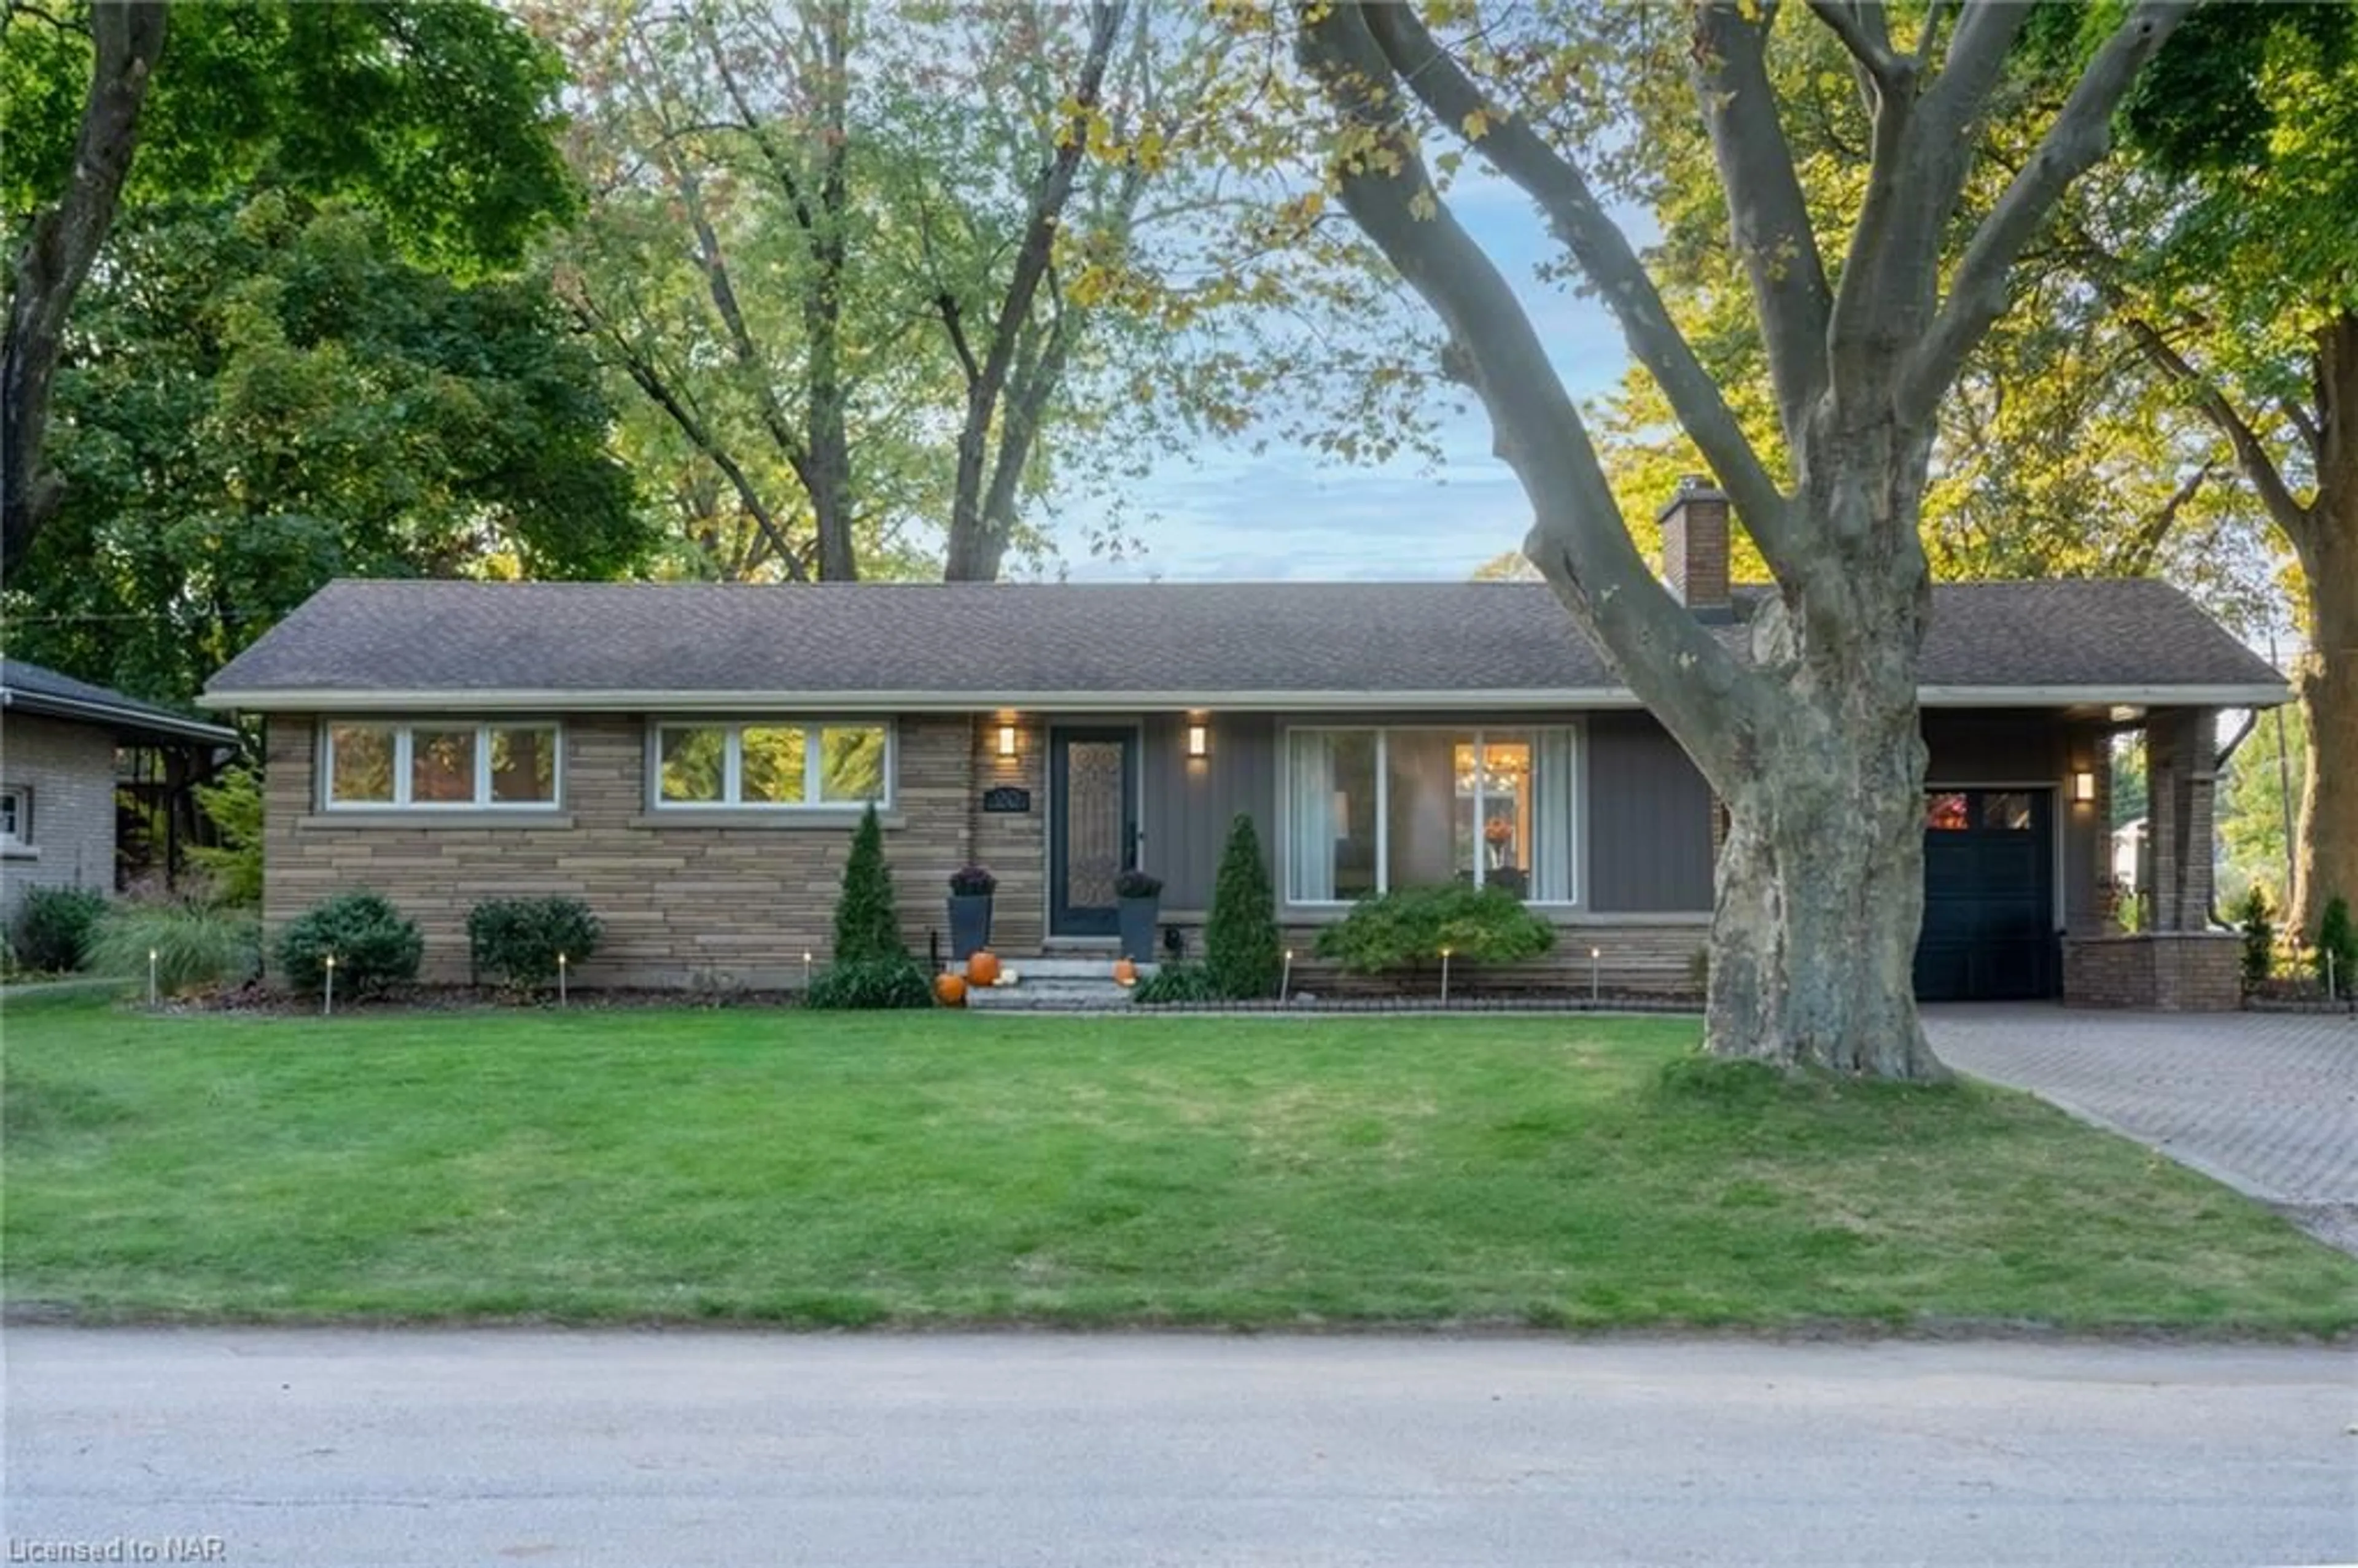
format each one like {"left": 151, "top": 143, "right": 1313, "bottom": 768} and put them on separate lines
{"left": 87, "top": 902, "right": 260, "bottom": 995}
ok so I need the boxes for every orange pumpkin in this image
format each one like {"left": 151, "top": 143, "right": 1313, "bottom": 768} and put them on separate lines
{"left": 1113, "top": 957, "right": 1137, "bottom": 985}
{"left": 966, "top": 950, "right": 1002, "bottom": 988}
{"left": 935, "top": 972, "right": 968, "bottom": 1007}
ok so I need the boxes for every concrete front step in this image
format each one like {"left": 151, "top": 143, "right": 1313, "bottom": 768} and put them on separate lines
{"left": 965, "top": 979, "right": 1138, "bottom": 1011}
{"left": 952, "top": 957, "right": 1157, "bottom": 982}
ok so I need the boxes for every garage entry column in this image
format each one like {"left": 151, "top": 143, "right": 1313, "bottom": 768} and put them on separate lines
{"left": 2063, "top": 706, "right": 2240, "bottom": 1009}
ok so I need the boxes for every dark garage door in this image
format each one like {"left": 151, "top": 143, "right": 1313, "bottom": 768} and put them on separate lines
{"left": 1914, "top": 788, "right": 2058, "bottom": 1002}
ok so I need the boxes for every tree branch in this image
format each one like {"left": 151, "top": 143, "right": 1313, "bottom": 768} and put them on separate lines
{"left": 2124, "top": 316, "right": 2314, "bottom": 549}
{"left": 567, "top": 297, "right": 810, "bottom": 583}
{"left": 1689, "top": 1, "right": 1834, "bottom": 446}
{"left": 1296, "top": 1, "right": 1767, "bottom": 775}
{"left": 2112, "top": 458, "right": 2212, "bottom": 576}
{"left": 1356, "top": 3, "right": 1799, "bottom": 576}
{"left": 1900, "top": 0, "right": 2195, "bottom": 421}
{"left": 1802, "top": 0, "right": 1904, "bottom": 85}
{"left": 2, "top": 0, "right": 168, "bottom": 575}
{"left": 943, "top": 0, "right": 1125, "bottom": 580}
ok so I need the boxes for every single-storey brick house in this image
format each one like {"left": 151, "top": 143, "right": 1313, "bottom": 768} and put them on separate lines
{"left": 1, "top": 659, "right": 241, "bottom": 922}
{"left": 201, "top": 490, "right": 2287, "bottom": 1008}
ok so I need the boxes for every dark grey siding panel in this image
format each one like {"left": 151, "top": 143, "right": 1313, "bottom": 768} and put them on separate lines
{"left": 1142, "top": 712, "right": 1275, "bottom": 910}
{"left": 1586, "top": 713, "right": 1714, "bottom": 913}
{"left": 1923, "top": 712, "right": 2065, "bottom": 785}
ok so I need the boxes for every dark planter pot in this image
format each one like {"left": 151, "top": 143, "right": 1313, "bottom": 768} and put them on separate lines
{"left": 947, "top": 893, "right": 994, "bottom": 960}
{"left": 1117, "top": 896, "right": 1160, "bottom": 963}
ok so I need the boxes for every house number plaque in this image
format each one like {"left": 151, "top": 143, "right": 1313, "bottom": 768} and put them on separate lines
{"left": 982, "top": 786, "right": 1032, "bottom": 813}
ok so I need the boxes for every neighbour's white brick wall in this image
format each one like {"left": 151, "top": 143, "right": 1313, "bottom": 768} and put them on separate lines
{"left": 0, "top": 714, "right": 119, "bottom": 925}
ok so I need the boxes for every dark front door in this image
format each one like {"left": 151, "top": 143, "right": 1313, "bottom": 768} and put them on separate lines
{"left": 1915, "top": 788, "right": 2059, "bottom": 1001}
{"left": 1049, "top": 728, "right": 1137, "bottom": 937}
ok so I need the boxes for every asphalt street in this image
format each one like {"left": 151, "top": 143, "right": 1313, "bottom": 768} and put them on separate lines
{"left": 4, "top": 1330, "right": 2353, "bottom": 1567}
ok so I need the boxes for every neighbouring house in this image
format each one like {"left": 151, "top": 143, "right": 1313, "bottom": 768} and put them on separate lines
{"left": 200, "top": 487, "right": 2289, "bottom": 1009}
{"left": 2112, "top": 818, "right": 2147, "bottom": 895}
{"left": 1, "top": 659, "right": 243, "bottom": 923}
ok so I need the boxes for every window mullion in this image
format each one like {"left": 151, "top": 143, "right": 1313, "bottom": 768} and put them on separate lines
{"left": 1373, "top": 729, "right": 1389, "bottom": 895}
{"left": 805, "top": 724, "right": 823, "bottom": 806}
{"left": 475, "top": 724, "right": 492, "bottom": 806}
{"left": 723, "top": 726, "right": 744, "bottom": 806}
{"left": 1471, "top": 728, "right": 1484, "bottom": 889}
{"left": 393, "top": 726, "right": 413, "bottom": 807}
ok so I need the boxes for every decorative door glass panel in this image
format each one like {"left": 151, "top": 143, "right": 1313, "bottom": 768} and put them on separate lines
{"left": 1063, "top": 740, "right": 1126, "bottom": 910}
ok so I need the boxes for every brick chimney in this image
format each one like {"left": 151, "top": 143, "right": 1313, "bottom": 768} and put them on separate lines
{"left": 1658, "top": 475, "right": 1732, "bottom": 622}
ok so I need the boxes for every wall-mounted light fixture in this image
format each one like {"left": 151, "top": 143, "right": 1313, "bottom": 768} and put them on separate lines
{"left": 2071, "top": 770, "right": 2096, "bottom": 804}
{"left": 997, "top": 723, "right": 1019, "bottom": 758}
{"left": 1186, "top": 722, "right": 1208, "bottom": 758}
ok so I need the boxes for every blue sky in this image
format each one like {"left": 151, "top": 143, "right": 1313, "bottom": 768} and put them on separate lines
{"left": 1050, "top": 179, "right": 1653, "bottom": 583}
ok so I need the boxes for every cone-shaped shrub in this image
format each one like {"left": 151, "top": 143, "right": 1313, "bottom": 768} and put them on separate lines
{"left": 2317, "top": 895, "right": 2355, "bottom": 999}
{"left": 832, "top": 804, "right": 907, "bottom": 963}
{"left": 1206, "top": 812, "right": 1281, "bottom": 998}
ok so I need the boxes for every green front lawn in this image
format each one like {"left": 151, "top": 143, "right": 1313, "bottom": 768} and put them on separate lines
{"left": 5, "top": 1003, "right": 2351, "bottom": 1333}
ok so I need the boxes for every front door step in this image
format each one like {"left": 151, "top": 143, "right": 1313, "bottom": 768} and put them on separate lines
{"left": 956, "top": 955, "right": 1158, "bottom": 1012}
{"left": 953, "top": 957, "right": 1157, "bottom": 982}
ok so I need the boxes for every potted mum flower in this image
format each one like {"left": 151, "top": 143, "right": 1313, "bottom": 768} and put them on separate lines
{"left": 1114, "top": 867, "right": 1162, "bottom": 963}
{"left": 947, "top": 864, "right": 996, "bottom": 961}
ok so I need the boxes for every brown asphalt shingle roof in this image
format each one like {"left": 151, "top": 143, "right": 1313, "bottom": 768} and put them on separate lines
{"left": 201, "top": 578, "right": 2286, "bottom": 704}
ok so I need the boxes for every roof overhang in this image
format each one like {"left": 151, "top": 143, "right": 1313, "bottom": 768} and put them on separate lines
{"left": 199, "top": 681, "right": 2295, "bottom": 715}
{"left": 5, "top": 688, "right": 243, "bottom": 745}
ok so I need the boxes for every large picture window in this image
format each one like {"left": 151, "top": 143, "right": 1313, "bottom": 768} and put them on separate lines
{"left": 653, "top": 721, "right": 892, "bottom": 809}
{"left": 322, "top": 721, "right": 558, "bottom": 809}
{"left": 1285, "top": 726, "right": 1577, "bottom": 904}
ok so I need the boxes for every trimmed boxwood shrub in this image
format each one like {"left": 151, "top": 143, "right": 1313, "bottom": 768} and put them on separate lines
{"left": 805, "top": 957, "right": 935, "bottom": 1010}
{"left": 468, "top": 896, "right": 601, "bottom": 989}
{"left": 276, "top": 891, "right": 422, "bottom": 997}
{"left": 1205, "top": 813, "right": 1280, "bottom": 998}
{"left": 11, "top": 886, "right": 111, "bottom": 972}
{"left": 1314, "top": 884, "right": 1555, "bottom": 975}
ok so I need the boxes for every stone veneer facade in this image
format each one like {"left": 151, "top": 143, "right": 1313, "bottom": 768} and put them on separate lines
{"left": 265, "top": 712, "right": 1059, "bottom": 989}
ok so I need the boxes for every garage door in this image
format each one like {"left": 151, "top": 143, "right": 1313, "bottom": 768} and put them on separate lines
{"left": 1914, "top": 788, "right": 2058, "bottom": 1002}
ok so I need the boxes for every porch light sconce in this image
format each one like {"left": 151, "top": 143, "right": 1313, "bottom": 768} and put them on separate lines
{"left": 997, "top": 723, "right": 1019, "bottom": 758}
{"left": 2071, "top": 770, "right": 2096, "bottom": 804}
{"left": 1186, "top": 723, "right": 1209, "bottom": 759}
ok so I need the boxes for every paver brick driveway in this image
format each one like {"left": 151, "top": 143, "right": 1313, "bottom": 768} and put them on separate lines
{"left": 1925, "top": 1006, "right": 2358, "bottom": 1255}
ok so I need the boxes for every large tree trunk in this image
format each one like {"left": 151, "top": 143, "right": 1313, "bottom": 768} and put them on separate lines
{"left": 1711, "top": 670, "right": 1937, "bottom": 1079}
{"left": 2, "top": 1, "right": 168, "bottom": 576}
{"left": 2291, "top": 320, "right": 2356, "bottom": 933}
{"left": 1703, "top": 424, "right": 1941, "bottom": 1079}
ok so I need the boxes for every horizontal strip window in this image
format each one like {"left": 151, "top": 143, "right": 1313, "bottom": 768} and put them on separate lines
{"left": 1283, "top": 726, "right": 1579, "bottom": 906}
{"left": 652, "top": 721, "right": 892, "bottom": 810}
{"left": 322, "top": 721, "right": 559, "bottom": 810}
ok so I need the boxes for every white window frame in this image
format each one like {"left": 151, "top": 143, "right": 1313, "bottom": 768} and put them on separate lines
{"left": 0, "top": 785, "right": 26, "bottom": 845}
{"left": 1280, "top": 723, "right": 1582, "bottom": 908}
{"left": 319, "top": 720, "right": 563, "bottom": 810}
{"left": 647, "top": 719, "right": 897, "bottom": 812}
